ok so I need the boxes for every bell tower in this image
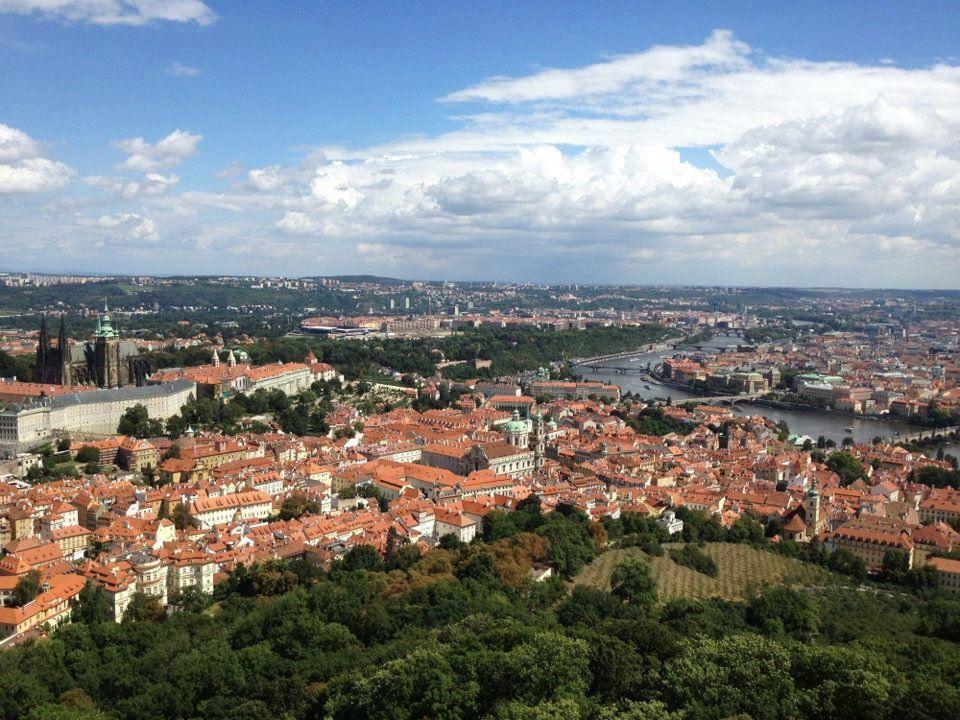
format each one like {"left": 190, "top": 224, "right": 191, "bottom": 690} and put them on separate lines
{"left": 532, "top": 410, "right": 546, "bottom": 469}
{"left": 804, "top": 480, "right": 821, "bottom": 533}
{"left": 93, "top": 302, "right": 121, "bottom": 388}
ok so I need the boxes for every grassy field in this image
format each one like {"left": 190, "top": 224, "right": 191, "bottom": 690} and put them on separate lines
{"left": 574, "top": 543, "right": 831, "bottom": 602}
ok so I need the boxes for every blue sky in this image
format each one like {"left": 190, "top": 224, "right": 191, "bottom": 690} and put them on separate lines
{"left": 1, "top": 1, "right": 959, "bottom": 286}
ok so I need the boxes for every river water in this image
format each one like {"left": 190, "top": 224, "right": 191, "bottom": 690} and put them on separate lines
{"left": 582, "top": 338, "right": 960, "bottom": 459}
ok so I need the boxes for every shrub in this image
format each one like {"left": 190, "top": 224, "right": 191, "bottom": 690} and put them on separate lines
{"left": 669, "top": 545, "right": 719, "bottom": 577}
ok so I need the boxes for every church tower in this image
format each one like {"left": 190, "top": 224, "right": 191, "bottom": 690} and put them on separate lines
{"left": 532, "top": 409, "right": 546, "bottom": 469}
{"left": 93, "top": 303, "right": 122, "bottom": 388}
{"left": 804, "top": 480, "right": 821, "bottom": 534}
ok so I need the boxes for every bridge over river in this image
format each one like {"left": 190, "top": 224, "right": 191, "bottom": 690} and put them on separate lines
{"left": 572, "top": 343, "right": 672, "bottom": 367}
{"left": 876, "top": 424, "right": 960, "bottom": 446}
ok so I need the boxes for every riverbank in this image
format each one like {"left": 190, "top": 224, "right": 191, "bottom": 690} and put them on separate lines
{"left": 580, "top": 338, "right": 960, "bottom": 455}
{"left": 646, "top": 371, "right": 935, "bottom": 427}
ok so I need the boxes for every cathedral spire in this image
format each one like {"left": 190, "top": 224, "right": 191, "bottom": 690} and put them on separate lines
{"left": 35, "top": 316, "right": 49, "bottom": 382}
{"left": 57, "top": 314, "right": 72, "bottom": 386}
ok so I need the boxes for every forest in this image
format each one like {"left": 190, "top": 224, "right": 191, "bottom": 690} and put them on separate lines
{"left": 140, "top": 324, "right": 672, "bottom": 382}
{"left": 2, "top": 504, "right": 959, "bottom": 720}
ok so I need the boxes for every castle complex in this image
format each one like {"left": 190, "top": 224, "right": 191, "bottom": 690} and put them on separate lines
{"left": 34, "top": 307, "right": 149, "bottom": 389}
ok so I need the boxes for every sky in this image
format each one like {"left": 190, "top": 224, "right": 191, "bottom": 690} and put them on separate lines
{"left": 1, "top": 1, "right": 959, "bottom": 287}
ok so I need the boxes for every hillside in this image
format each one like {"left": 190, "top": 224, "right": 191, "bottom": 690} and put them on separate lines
{"left": 574, "top": 543, "right": 831, "bottom": 601}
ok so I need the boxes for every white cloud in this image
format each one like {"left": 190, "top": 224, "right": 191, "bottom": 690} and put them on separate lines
{"left": 391, "top": 33, "right": 960, "bottom": 154}
{"left": 6, "top": 31, "right": 960, "bottom": 285}
{"left": 0, "top": 123, "right": 74, "bottom": 193}
{"left": 113, "top": 129, "right": 202, "bottom": 171}
{"left": 246, "top": 165, "right": 289, "bottom": 192}
{"left": 716, "top": 98, "right": 960, "bottom": 243}
{"left": 165, "top": 62, "right": 201, "bottom": 77}
{"left": 443, "top": 29, "right": 750, "bottom": 103}
{"left": 85, "top": 171, "right": 180, "bottom": 198}
{"left": 82, "top": 212, "right": 158, "bottom": 240}
{"left": 0, "top": 0, "right": 216, "bottom": 26}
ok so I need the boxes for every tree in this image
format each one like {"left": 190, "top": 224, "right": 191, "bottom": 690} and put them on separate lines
{"left": 169, "top": 586, "right": 210, "bottom": 614}
{"left": 556, "top": 586, "right": 623, "bottom": 626}
{"left": 504, "top": 632, "right": 591, "bottom": 705}
{"left": 909, "top": 465, "right": 960, "bottom": 489}
{"left": 776, "top": 420, "right": 790, "bottom": 442}
{"left": 669, "top": 545, "right": 718, "bottom": 577}
{"left": 26, "top": 705, "right": 109, "bottom": 720}
{"left": 386, "top": 542, "right": 421, "bottom": 572}
{"left": 792, "top": 644, "right": 897, "bottom": 720}
{"left": 438, "top": 533, "right": 464, "bottom": 550}
{"left": 171, "top": 503, "right": 192, "bottom": 530}
{"left": 455, "top": 549, "right": 497, "bottom": 584}
{"left": 340, "top": 544, "right": 384, "bottom": 572}
{"left": 765, "top": 516, "right": 784, "bottom": 539}
{"left": 71, "top": 581, "right": 109, "bottom": 624}
{"left": 664, "top": 634, "right": 798, "bottom": 720}
{"left": 277, "top": 493, "right": 323, "bottom": 520}
{"left": 609, "top": 556, "right": 657, "bottom": 607}
{"left": 326, "top": 647, "right": 475, "bottom": 720}
{"left": 75, "top": 445, "right": 100, "bottom": 464}
{"left": 596, "top": 701, "right": 684, "bottom": 720}
{"left": 536, "top": 511, "right": 596, "bottom": 578}
{"left": 12, "top": 570, "right": 41, "bottom": 607}
{"left": 746, "top": 586, "right": 818, "bottom": 641}
{"left": 117, "top": 404, "right": 163, "bottom": 438}
{"left": 826, "top": 451, "right": 866, "bottom": 486}
{"left": 827, "top": 548, "right": 867, "bottom": 580}
{"left": 728, "top": 516, "right": 765, "bottom": 544}
{"left": 880, "top": 549, "right": 910, "bottom": 584}
{"left": 122, "top": 592, "right": 166, "bottom": 623}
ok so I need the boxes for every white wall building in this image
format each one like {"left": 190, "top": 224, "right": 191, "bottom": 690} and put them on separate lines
{"left": 0, "top": 380, "right": 196, "bottom": 453}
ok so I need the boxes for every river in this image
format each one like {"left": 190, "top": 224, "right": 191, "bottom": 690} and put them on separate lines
{"left": 580, "top": 337, "right": 960, "bottom": 459}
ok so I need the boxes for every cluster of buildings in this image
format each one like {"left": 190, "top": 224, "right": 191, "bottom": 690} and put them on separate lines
{"left": 149, "top": 348, "right": 340, "bottom": 400}
{"left": 0, "top": 293, "right": 958, "bottom": 644}
{"left": 2, "top": 379, "right": 960, "bottom": 644}
{"left": 661, "top": 358, "right": 779, "bottom": 395}
{"left": 0, "top": 326, "right": 341, "bottom": 453}
{"left": 659, "top": 324, "right": 960, "bottom": 419}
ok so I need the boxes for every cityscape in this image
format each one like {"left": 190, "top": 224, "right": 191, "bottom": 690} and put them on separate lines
{"left": 1, "top": 3, "right": 960, "bottom": 720}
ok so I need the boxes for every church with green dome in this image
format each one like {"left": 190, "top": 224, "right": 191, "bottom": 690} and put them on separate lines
{"left": 35, "top": 304, "right": 149, "bottom": 388}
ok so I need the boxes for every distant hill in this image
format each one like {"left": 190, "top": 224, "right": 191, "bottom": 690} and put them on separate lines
{"left": 318, "top": 274, "right": 411, "bottom": 286}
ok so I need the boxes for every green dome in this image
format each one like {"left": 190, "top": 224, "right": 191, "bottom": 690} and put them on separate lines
{"left": 504, "top": 410, "right": 528, "bottom": 434}
{"left": 94, "top": 302, "right": 119, "bottom": 338}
